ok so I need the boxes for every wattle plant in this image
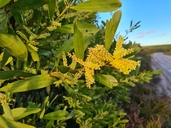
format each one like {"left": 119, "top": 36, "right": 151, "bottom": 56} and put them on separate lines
{"left": 0, "top": 0, "right": 159, "bottom": 127}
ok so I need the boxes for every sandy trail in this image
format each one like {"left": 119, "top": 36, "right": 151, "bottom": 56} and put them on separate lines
{"left": 151, "top": 52, "right": 171, "bottom": 98}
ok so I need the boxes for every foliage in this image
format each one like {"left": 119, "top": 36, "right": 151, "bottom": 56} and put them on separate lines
{"left": 0, "top": 0, "right": 158, "bottom": 127}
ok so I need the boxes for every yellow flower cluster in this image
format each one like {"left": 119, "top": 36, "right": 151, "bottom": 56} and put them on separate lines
{"left": 113, "top": 36, "right": 134, "bottom": 58}
{"left": 111, "top": 36, "right": 140, "bottom": 74}
{"left": 110, "top": 59, "right": 139, "bottom": 74}
{"left": 0, "top": 93, "right": 6, "bottom": 105}
{"left": 69, "top": 36, "right": 140, "bottom": 88}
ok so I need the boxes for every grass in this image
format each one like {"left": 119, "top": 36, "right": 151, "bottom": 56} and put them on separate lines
{"left": 142, "top": 44, "right": 171, "bottom": 55}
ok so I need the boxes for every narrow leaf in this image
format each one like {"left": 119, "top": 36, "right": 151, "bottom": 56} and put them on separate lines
{"left": 151, "top": 70, "right": 163, "bottom": 75}
{"left": 0, "top": 74, "right": 55, "bottom": 92}
{"left": 71, "top": 0, "right": 122, "bottom": 12}
{"left": 83, "top": 33, "right": 94, "bottom": 51}
{"left": 1, "top": 50, "right": 11, "bottom": 68}
{"left": 0, "top": 115, "right": 35, "bottom": 128}
{"left": 0, "top": 33, "right": 28, "bottom": 60}
{"left": 45, "top": 120, "right": 54, "bottom": 128}
{"left": 38, "top": 49, "right": 52, "bottom": 56}
{"left": 0, "top": 9, "right": 8, "bottom": 33}
{"left": 56, "top": 37, "right": 74, "bottom": 58}
{"left": 10, "top": 9, "right": 23, "bottom": 28}
{"left": 39, "top": 96, "right": 49, "bottom": 119}
{"left": 63, "top": 82, "right": 75, "bottom": 95}
{"left": 74, "top": 22, "right": 84, "bottom": 59}
{"left": 2, "top": 104, "right": 13, "bottom": 120}
{"left": 43, "top": 110, "right": 69, "bottom": 120}
{"left": 0, "top": 71, "right": 36, "bottom": 80}
{"left": 56, "top": 23, "right": 98, "bottom": 34}
{"left": 11, "top": 0, "right": 47, "bottom": 11}
{"left": 48, "top": 0, "right": 56, "bottom": 19}
{"left": 13, "top": 108, "right": 41, "bottom": 120}
{"left": 11, "top": 108, "right": 26, "bottom": 119}
{"left": 105, "top": 10, "right": 122, "bottom": 50}
{"left": 57, "top": 66, "right": 70, "bottom": 73}
{"left": 0, "top": 0, "right": 11, "bottom": 8}
{"left": 56, "top": 33, "right": 93, "bottom": 58}
{"left": 94, "top": 74, "right": 118, "bottom": 88}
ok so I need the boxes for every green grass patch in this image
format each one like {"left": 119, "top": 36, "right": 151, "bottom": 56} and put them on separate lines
{"left": 142, "top": 44, "right": 171, "bottom": 55}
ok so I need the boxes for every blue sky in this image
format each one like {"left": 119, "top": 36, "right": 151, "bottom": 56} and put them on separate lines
{"left": 98, "top": 0, "right": 171, "bottom": 46}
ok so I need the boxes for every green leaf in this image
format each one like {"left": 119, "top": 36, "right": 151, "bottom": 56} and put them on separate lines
{"left": 26, "top": 44, "right": 40, "bottom": 62}
{"left": 2, "top": 104, "right": 13, "bottom": 120}
{"left": 94, "top": 74, "right": 118, "bottom": 88}
{"left": 71, "top": 0, "right": 122, "bottom": 12}
{"left": 0, "top": 74, "right": 55, "bottom": 92}
{"left": 0, "top": 71, "right": 36, "bottom": 80}
{"left": 0, "top": 9, "right": 8, "bottom": 33}
{"left": 38, "top": 49, "right": 52, "bottom": 56}
{"left": 0, "top": 115, "right": 35, "bottom": 128}
{"left": 0, "top": 33, "right": 28, "bottom": 60}
{"left": 10, "top": 9, "right": 23, "bottom": 28}
{"left": 39, "top": 96, "right": 49, "bottom": 119}
{"left": 56, "top": 23, "right": 99, "bottom": 34}
{"left": 119, "top": 119, "right": 129, "bottom": 123}
{"left": 56, "top": 37, "right": 74, "bottom": 58}
{"left": 11, "top": 0, "right": 47, "bottom": 11}
{"left": 48, "top": 0, "right": 56, "bottom": 19}
{"left": 56, "top": 33, "right": 93, "bottom": 58}
{"left": 63, "top": 82, "right": 75, "bottom": 95}
{"left": 11, "top": 108, "right": 26, "bottom": 118}
{"left": 78, "top": 23, "right": 98, "bottom": 34}
{"left": 105, "top": 10, "right": 122, "bottom": 50}
{"left": 57, "top": 66, "right": 70, "bottom": 73}
{"left": 11, "top": 108, "right": 41, "bottom": 120}
{"left": 0, "top": 0, "right": 11, "bottom": 8}
{"left": 43, "top": 110, "right": 69, "bottom": 120}
{"left": 10, "top": 0, "right": 47, "bottom": 27}
{"left": 151, "top": 70, "right": 163, "bottom": 75}
{"left": 74, "top": 22, "right": 84, "bottom": 59}
{"left": 45, "top": 120, "right": 54, "bottom": 128}
{"left": 1, "top": 50, "right": 11, "bottom": 68}
{"left": 83, "top": 33, "right": 94, "bottom": 51}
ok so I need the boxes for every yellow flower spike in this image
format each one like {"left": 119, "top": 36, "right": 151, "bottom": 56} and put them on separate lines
{"left": 110, "top": 59, "right": 140, "bottom": 74}
{"left": 54, "top": 80, "right": 63, "bottom": 87}
{"left": 113, "top": 36, "right": 134, "bottom": 59}
{"left": 0, "top": 93, "right": 7, "bottom": 105}
{"left": 68, "top": 52, "right": 100, "bottom": 88}
{"left": 63, "top": 73, "right": 74, "bottom": 85}
{"left": 113, "top": 48, "right": 133, "bottom": 59}
{"left": 69, "top": 59, "right": 77, "bottom": 69}
{"left": 74, "top": 68, "right": 84, "bottom": 82}
{"left": 28, "top": 43, "right": 38, "bottom": 51}
{"left": 50, "top": 71, "right": 61, "bottom": 77}
{"left": 84, "top": 62, "right": 100, "bottom": 70}
{"left": 68, "top": 53, "right": 85, "bottom": 66}
{"left": 62, "top": 52, "right": 68, "bottom": 67}
{"left": 86, "top": 45, "right": 113, "bottom": 65}
{"left": 0, "top": 52, "right": 4, "bottom": 61}
{"left": 114, "top": 36, "right": 124, "bottom": 52}
{"left": 85, "top": 68, "right": 95, "bottom": 88}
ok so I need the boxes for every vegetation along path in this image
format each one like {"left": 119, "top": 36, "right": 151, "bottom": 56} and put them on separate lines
{"left": 151, "top": 52, "right": 171, "bottom": 97}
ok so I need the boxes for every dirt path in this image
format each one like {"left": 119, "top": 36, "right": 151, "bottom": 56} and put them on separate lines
{"left": 151, "top": 52, "right": 171, "bottom": 98}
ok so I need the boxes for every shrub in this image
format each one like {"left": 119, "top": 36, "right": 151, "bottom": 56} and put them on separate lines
{"left": 0, "top": 0, "right": 159, "bottom": 127}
